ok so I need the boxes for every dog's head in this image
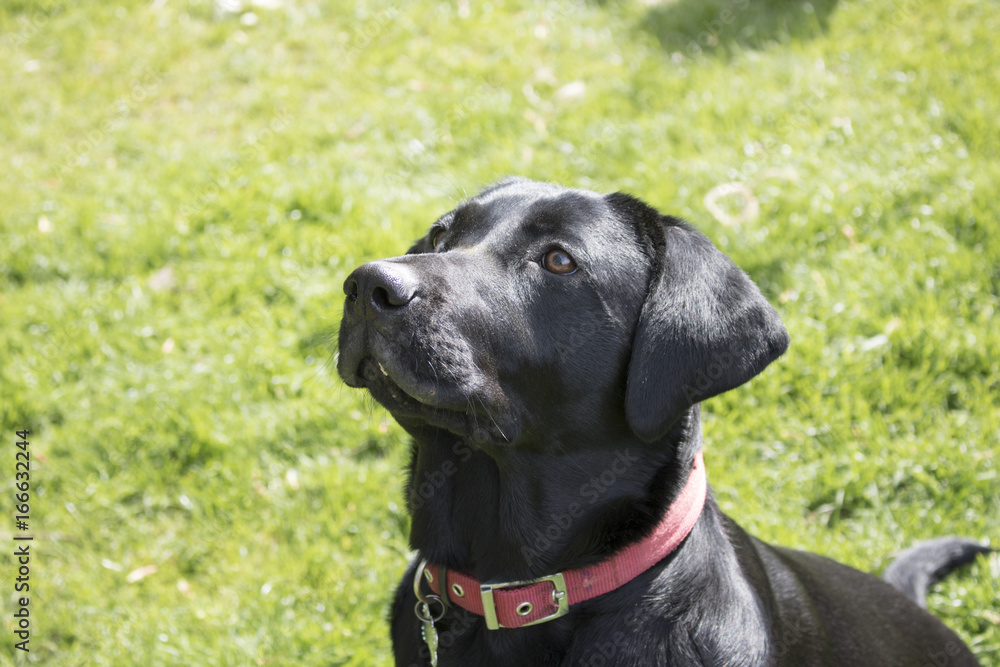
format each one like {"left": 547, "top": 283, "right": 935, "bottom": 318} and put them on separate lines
{"left": 338, "top": 178, "right": 788, "bottom": 449}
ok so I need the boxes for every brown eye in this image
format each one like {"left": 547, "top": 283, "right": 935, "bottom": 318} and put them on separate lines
{"left": 542, "top": 248, "right": 577, "bottom": 275}
{"left": 431, "top": 229, "right": 444, "bottom": 250}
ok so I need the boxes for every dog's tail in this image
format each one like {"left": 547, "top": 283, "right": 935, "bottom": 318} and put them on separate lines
{"left": 883, "top": 536, "right": 992, "bottom": 607}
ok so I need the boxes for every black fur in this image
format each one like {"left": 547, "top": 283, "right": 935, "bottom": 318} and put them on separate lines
{"left": 338, "top": 178, "right": 984, "bottom": 666}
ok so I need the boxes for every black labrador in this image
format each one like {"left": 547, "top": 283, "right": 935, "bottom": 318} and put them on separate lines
{"left": 337, "top": 178, "right": 989, "bottom": 666}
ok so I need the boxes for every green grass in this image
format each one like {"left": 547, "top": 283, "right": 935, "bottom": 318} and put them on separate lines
{"left": 0, "top": 0, "right": 997, "bottom": 664}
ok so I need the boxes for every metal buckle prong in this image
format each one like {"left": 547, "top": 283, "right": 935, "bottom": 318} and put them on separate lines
{"left": 480, "top": 572, "right": 569, "bottom": 630}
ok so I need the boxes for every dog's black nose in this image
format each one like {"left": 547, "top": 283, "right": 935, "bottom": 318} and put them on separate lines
{"left": 344, "top": 261, "right": 418, "bottom": 319}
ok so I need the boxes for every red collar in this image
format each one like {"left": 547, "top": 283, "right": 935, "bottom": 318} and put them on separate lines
{"left": 419, "top": 451, "right": 707, "bottom": 629}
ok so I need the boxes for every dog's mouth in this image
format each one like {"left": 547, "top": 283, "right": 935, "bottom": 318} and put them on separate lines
{"left": 358, "top": 356, "right": 432, "bottom": 413}
{"left": 354, "top": 354, "right": 515, "bottom": 445}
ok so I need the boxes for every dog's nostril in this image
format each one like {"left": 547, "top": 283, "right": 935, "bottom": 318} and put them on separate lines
{"left": 372, "top": 284, "right": 413, "bottom": 309}
{"left": 372, "top": 278, "right": 415, "bottom": 309}
{"left": 346, "top": 279, "right": 359, "bottom": 302}
{"left": 371, "top": 285, "right": 393, "bottom": 310}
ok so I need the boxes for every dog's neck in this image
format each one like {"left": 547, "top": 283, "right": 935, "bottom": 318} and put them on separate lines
{"left": 400, "top": 406, "right": 704, "bottom": 583}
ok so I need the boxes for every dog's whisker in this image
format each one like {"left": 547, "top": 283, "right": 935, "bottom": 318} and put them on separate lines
{"left": 426, "top": 360, "right": 441, "bottom": 394}
{"left": 473, "top": 394, "right": 507, "bottom": 443}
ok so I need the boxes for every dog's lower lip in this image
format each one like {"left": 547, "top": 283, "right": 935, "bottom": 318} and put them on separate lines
{"left": 365, "top": 358, "right": 434, "bottom": 406}
{"left": 362, "top": 357, "right": 468, "bottom": 414}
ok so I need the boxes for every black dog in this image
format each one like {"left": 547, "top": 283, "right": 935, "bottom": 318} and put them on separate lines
{"left": 338, "top": 178, "right": 989, "bottom": 666}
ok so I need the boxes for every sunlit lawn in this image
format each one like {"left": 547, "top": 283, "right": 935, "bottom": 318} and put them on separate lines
{"left": 0, "top": 0, "right": 997, "bottom": 664}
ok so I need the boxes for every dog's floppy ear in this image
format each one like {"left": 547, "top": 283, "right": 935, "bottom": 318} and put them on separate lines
{"left": 611, "top": 193, "right": 789, "bottom": 443}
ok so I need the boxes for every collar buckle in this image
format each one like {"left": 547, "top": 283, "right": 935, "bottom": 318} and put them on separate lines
{"left": 480, "top": 572, "right": 568, "bottom": 629}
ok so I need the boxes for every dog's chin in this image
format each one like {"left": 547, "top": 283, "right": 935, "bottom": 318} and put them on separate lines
{"left": 357, "top": 358, "right": 514, "bottom": 446}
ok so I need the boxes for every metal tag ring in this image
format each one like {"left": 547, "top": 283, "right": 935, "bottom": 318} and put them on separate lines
{"left": 414, "top": 596, "right": 446, "bottom": 623}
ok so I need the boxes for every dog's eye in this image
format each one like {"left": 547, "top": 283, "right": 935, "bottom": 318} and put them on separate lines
{"left": 431, "top": 229, "right": 445, "bottom": 250}
{"left": 542, "top": 248, "right": 577, "bottom": 275}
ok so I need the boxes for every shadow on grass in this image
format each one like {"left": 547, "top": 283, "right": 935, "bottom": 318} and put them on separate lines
{"left": 740, "top": 254, "right": 790, "bottom": 301}
{"left": 640, "top": 0, "right": 839, "bottom": 60}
